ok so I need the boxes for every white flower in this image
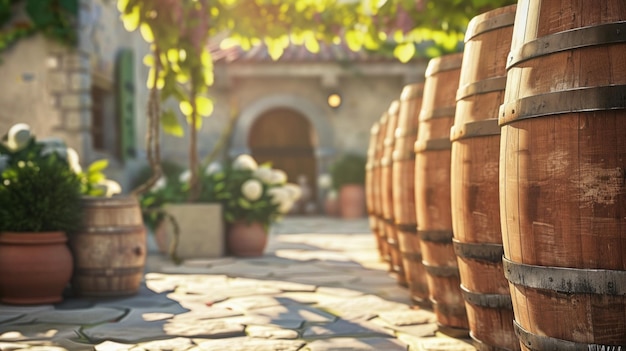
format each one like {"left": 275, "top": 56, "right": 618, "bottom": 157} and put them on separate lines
{"left": 93, "top": 179, "right": 122, "bottom": 198}
{"left": 317, "top": 173, "right": 333, "bottom": 189}
{"left": 179, "top": 169, "right": 191, "bottom": 183}
{"left": 267, "top": 187, "right": 289, "bottom": 205}
{"left": 232, "top": 154, "right": 258, "bottom": 171}
{"left": 66, "top": 148, "right": 82, "bottom": 173}
{"left": 283, "top": 183, "right": 302, "bottom": 201}
{"left": 205, "top": 161, "right": 222, "bottom": 175}
{"left": 151, "top": 176, "right": 167, "bottom": 191}
{"left": 103, "top": 179, "right": 122, "bottom": 197}
{"left": 253, "top": 166, "right": 274, "bottom": 184}
{"left": 269, "top": 169, "right": 287, "bottom": 185}
{"left": 6, "top": 123, "right": 32, "bottom": 151}
{"left": 278, "top": 199, "right": 294, "bottom": 213}
{"left": 241, "top": 179, "right": 263, "bottom": 201}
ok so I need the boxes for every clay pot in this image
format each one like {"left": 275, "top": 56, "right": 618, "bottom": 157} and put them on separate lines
{"left": 0, "top": 231, "right": 73, "bottom": 304}
{"left": 227, "top": 221, "right": 268, "bottom": 257}
{"left": 339, "top": 184, "right": 366, "bottom": 219}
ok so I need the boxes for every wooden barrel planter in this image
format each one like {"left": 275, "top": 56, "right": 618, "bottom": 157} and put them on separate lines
{"left": 381, "top": 100, "right": 406, "bottom": 286}
{"left": 69, "top": 195, "right": 147, "bottom": 297}
{"left": 450, "top": 5, "right": 519, "bottom": 351}
{"left": 499, "top": 1, "right": 626, "bottom": 349}
{"left": 373, "top": 112, "right": 390, "bottom": 263}
{"left": 366, "top": 122, "right": 384, "bottom": 258}
{"left": 392, "top": 82, "right": 430, "bottom": 303}
{"left": 414, "top": 52, "right": 468, "bottom": 332}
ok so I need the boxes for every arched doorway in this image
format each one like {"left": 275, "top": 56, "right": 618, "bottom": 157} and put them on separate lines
{"left": 248, "top": 108, "right": 317, "bottom": 213}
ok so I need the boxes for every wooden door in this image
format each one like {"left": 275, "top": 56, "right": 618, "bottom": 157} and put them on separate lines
{"left": 249, "top": 108, "right": 317, "bottom": 211}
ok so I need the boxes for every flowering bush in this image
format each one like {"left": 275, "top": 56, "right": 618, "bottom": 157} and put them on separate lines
{"left": 211, "top": 155, "right": 301, "bottom": 229}
{"left": 140, "top": 154, "right": 301, "bottom": 231}
{"left": 0, "top": 123, "right": 122, "bottom": 233}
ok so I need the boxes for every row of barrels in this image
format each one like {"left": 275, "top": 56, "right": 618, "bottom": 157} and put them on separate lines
{"left": 366, "top": 1, "right": 626, "bottom": 351}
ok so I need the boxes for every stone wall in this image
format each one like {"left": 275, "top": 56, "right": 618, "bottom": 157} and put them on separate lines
{"left": 0, "top": 0, "right": 149, "bottom": 191}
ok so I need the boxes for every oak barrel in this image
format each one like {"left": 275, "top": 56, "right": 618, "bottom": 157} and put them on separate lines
{"left": 392, "top": 83, "right": 429, "bottom": 303}
{"left": 415, "top": 52, "right": 468, "bottom": 331}
{"left": 381, "top": 100, "right": 406, "bottom": 286}
{"left": 499, "top": 1, "right": 626, "bottom": 349}
{"left": 70, "top": 195, "right": 147, "bottom": 297}
{"left": 373, "top": 112, "right": 390, "bottom": 263}
{"left": 366, "top": 122, "right": 384, "bottom": 258}
{"left": 450, "top": 5, "right": 519, "bottom": 350}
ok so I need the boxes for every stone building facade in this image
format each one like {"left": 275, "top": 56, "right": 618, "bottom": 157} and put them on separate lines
{"left": 0, "top": 1, "right": 427, "bottom": 201}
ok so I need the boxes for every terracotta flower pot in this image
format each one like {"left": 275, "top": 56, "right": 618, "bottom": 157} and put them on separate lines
{"left": 0, "top": 231, "right": 73, "bottom": 304}
{"left": 227, "top": 221, "right": 268, "bottom": 257}
{"left": 339, "top": 184, "right": 366, "bottom": 219}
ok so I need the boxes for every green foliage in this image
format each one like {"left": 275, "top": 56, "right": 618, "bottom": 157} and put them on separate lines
{"left": 139, "top": 155, "right": 300, "bottom": 231}
{"left": 0, "top": 0, "right": 78, "bottom": 56}
{"left": 209, "top": 165, "right": 281, "bottom": 229}
{"left": 121, "top": 0, "right": 517, "bottom": 197}
{"left": 0, "top": 136, "right": 82, "bottom": 233}
{"left": 78, "top": 159, "right": 109, "bottom": 196}
{"left": 330, "top": 153, "right": 367, "bottom": 190}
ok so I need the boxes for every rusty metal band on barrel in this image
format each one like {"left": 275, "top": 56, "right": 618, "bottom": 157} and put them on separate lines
{"left": 419, "top": 106, "right": 456, "bottom": 121}
{"left": 502, "top": 257, "right": 626, "bottom": 295}
{"left": 401, "top": 251, "right": 422, "bottom": 261}
{"left": 418, "top": 230, "right": 453, "bottom": 243}
{"left": 424, "top": 263, "right": 459, "bottom": 278}
{"left": 507, "top": 22, "right": 626, "bottom": 69}
{"left": 456, "top": 76, "right": 507, "bottom": 101}
{"left": 514, "top": 321, "right": 626, "bottom": 351}
{"left": 391, "top": 150, "right": 416, "bottom": 162}
{"left": 452, "top": 239, "right": 504, "bottom": 263}
{"left": 498, "top": 85, "right": 626, "bottom": 126}
{"left": 449, "top": 119, "right": 501, "bottom": 142}
{"left": 464, "top": 10, "right": 516, "bottom": 42}
{"left": 460, "top": 285, "right": 512, "bottom": 309}
{"left": 414, "top": 138, "right": 452, "bottom": 153}
{"left": 395, "top": 223, "right": 418, "bottom": 232}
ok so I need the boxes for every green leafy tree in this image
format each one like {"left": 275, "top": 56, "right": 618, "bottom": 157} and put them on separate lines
{"left": 119, "top": 0, "right": 516, "bottom": 198}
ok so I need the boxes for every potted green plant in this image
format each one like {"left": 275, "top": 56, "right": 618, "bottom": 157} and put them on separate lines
{"left": 0, "top": 123, "right": 82, "bottom": 304}
{"left": 138, "top": 161, "right": 223, "bottom": 261}
{"left": 211, "top": 154, "right": 301, "bottom": 257}
{"left": 140, "top": 154, "right": 301, "bottom": 258}
{"left": 330, "top": 153, "right": 367, "bottom": 219}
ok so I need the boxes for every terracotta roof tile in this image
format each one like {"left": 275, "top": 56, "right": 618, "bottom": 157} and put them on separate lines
{"left": 210, "top": 41, "right": 399, "bottom": 63}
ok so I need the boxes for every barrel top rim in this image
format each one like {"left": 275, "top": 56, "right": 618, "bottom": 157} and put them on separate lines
{"left": 425, "top": 52, "right": 464, "bottom": 77}
{"left": 464, "top": 4, "right": 517, "bottom": 42}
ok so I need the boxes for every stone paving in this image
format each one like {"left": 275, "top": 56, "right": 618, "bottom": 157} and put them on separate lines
{"left": 0, "top": 216, "right": 476, "bottom": 351}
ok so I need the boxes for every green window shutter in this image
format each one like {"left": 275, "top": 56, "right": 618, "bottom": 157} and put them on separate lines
{"left": 116, "top": 48, "right": 136, "bottom": 161}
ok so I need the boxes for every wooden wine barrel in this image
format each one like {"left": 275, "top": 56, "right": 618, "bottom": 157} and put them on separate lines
{"left": 381, "top": 100, "right": 406, "bottom": 286}
{"left": 500, "top": 1, "right": 626, "bottom": 349}
{"left": 450, "top": 5, "right": 519, "bottom": 351}
{"left": 69, "top": 195, "right": 147, "bottom": 297}
{"left": 366, "top": 122, "right": 384, "bottom": 258}
{"left": 373, "top": 112, "right": 390, "bottom": 263}
{"left": 392, "top": 82, "right": 429, "bottom": 303}
{"left": 415, "top": 52, "right": 468, "bottom": 332}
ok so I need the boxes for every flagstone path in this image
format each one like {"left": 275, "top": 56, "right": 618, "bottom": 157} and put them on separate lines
{"left": 0, "top": 216, "right": 476, "bottom": 351}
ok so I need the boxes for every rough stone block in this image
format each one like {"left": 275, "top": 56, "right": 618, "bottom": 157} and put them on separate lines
{"left": 162, "top": 203, "right": 225, "bottom": 259}
{"left": 59, "top": 93, "right": 91, "bottom": 110}
{"left": 69, "top": 72, "right": 91, "bottom": 91}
